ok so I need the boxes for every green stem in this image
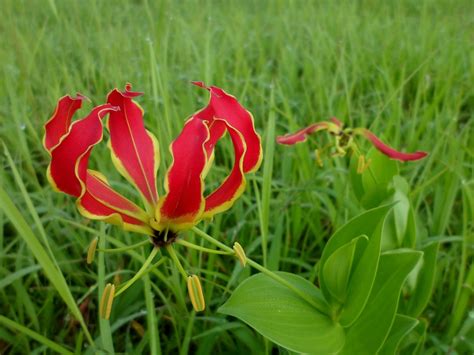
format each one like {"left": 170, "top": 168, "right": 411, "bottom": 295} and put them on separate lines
{"left": 176, "top": 239, "right": 233, "bottom": 255}
{"left": 191, "top": 227, "right": 329, "bottom": 315}
{"left": 98, "top": 239, "right": 150, "bottom": 253}
{"left": 166, "top": 244, "right": 188, "bottom": 279}
{"left": 115, "top": 247, "right": 159, "bottom": 297}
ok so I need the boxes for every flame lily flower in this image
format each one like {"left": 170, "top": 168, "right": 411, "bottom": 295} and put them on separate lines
{"left": 44, "top": 83, "right": 262, "bottom": 246}
{"left": 276, "top": 117, "right": 428, "bottom": 162}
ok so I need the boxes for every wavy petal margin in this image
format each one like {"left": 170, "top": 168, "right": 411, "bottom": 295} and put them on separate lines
{"left": 276, "top": 122, "right": 331, "bottom": 145}
{"left": 45, "top": 101, "right": 151, "bottom": 235}
{"left": 43, "top": 94, "right": 87, "bottom": 151}
{"left": 203, "top": 119, "right": 247, "bottom": 219}
{"left": 192, "top": 82, "right": 262, "bottom": 173}
{"left": 188, "top": 82, "right": 262, "bottom": 219}
{"left": 107, "top": 84, "right": 159, "bottom": 209}
{"left": 361, "top": 129, "right": 428, "bottom": 162}
{"left": 157, "top": 118, "right": 209, "bottom": 230}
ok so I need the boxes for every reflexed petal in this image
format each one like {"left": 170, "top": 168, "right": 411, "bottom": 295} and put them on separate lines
{"left": 203, "top": 119, "right": 246, "bottom": 219}
{"left": 46, "top": 102, "right": 151, "bottom": 234}
{"left": 107, "top": 85, "right": 159, "bottom": 208}
{"left": 47, "top": 104, "right": 115, "bottom": 197}
{"left": 157, "top": 118, "right": 209, "bottom": 230}
{"left": 362, "top": 129, "right": 428, "bottom": 162}
{"left": 192, "top": 82, "right": 262, "bottom": 173}
{"left": 187, "top": 83, "right": 262, "bottom": 219}
{"left": 44, "top": 94, "right": 87, "bottom": 151}
{"left": 276, "top": 122, "right": 330, "bottom": 145}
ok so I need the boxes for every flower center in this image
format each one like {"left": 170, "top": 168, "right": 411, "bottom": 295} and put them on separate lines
{"left": 150, "top": 229, "right": 178, "bottom": 248}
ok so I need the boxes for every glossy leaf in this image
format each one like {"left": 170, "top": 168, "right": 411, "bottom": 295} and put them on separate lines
{"left": 378, "top": 314, "right": 418, "bottom": 355}
{"left": 402, "top": 242, "right": 439, "bottom": 317}
{"left": 319, "top": 204, "right": 393, "bottom": 326}
{"left": 361, "top": 149, "right": 399, "bottom": 208}
{"left": 382, "top": 191, "right": 410, "bottom": 250}
{"left": 340, "top": 250, "right": 422, "bottom": 355}
{"left": 219, "top": 272, "right": 345, "bottom": 354}
{"left": 322, "top": 235, "right": 368, "bottom": 303}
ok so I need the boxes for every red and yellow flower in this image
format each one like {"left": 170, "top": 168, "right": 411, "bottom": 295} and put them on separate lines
{"left": 276, "top": 117, "right": 428, "bottom": 162}
{"left": 44, "top": 83, "right": 262, "bottom": 245}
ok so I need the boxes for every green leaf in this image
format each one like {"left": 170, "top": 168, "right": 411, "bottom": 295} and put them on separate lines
{"left": 340, "top": 250, "right": 422, "bottom": 355}
{"left": 0, "top": 186, "right": 93, "bottom": 345}
{"left": 402, "top": 242, "right": 439, "bottom": 317}
{"left": 378, "top": 314, "right": 418, "bottom": 355}
{"left": 0, "top": 316, "right": 73, "bottom": 355}
{"left": 219, "top": 272, "right": 345, "bottom": 354}
{"left": 382, "top": 189, "right": 411, "bottom": 250}
{"left": 322, "top": 235, "right": 368, "bottom": 303}
{"left": 319, "top": 204, "right": 393, "bottom": 326}
{"left": 360, "top": 149, "right": 399, "bottom": 208}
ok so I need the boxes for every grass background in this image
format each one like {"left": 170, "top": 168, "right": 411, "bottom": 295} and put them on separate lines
{"left": 0, "top": 0, "right": 472, "bottom": 353}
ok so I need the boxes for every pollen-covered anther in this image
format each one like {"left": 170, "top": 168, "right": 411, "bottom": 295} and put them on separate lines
{"left": 99, "top": 283, "right": 116, "bottom": 320}
{"left": 86, "top": 237, "right": 98, "bottom": 264}
{"left": 233, "top": 242, "right": 247, "bottom": 267}
{"left": 187, "top": 275, "right": 205, "bottom": 312}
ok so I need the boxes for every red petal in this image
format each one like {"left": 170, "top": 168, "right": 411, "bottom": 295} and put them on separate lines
{"left": 157, "top": 118, "right": 209, "bottom": 230}
{"left": 107, "top": 85, "right": 159, "bottom": 207}
{"left": 276, "top": 122, "right": 330, "bottom": 145}
{"left": 362, "top": 130, "right": 428, "bottom": 162}
{"left": 48, "top": 104, "right": 115, "bottom": 196}
{"left": 44, "top": 94, "right": 87, "bottom": 152}
{"left": 193, "top": 82, "right": 262, "bottom": 173}
{"left": 203, "top": 119, "right": 246, "bottom": 218}
{"left": 46, "top": 103, "right": 151, "bottom": 233}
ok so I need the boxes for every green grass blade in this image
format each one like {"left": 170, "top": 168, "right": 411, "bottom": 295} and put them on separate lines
{"left": 0, "top": 185, "right": 94, "bottom": 346}
{"left": 0, "top": 316, "right": 73, "bottom": 355}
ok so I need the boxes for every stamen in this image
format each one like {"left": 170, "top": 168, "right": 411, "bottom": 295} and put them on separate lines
{"left": 99, "top": 283, "right": 115, "bottom": 320}
{"left": 86, "top": 237, "right": 98, "bottom": 264}
{"left": 233, "top": 242, "right": 247, "bottom": 267}
{"left": 187, "top": 275, "right": 205, "bottom": 312}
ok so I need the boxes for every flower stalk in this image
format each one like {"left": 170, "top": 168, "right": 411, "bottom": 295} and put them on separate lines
{"left": 191, "top": 227, "right": 329, "bottom": 315}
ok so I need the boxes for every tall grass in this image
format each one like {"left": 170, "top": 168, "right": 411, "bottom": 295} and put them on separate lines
{"left": 0, "top": 0, "right": 472, "bottom": 353}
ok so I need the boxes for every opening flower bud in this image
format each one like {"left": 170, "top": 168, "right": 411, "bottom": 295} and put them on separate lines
{"left": 99, "top": 283, "right": 115, "bottom": 320}
{"left": 233, "top": 242, "right": 247, "bottom": 267}
{"left": 86, "top": 237, "right": 98, "bottom": 264}
{"left": 187, "top": 275, "right": 205, "bottom": 312}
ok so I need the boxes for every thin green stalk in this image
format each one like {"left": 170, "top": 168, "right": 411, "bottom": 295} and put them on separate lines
{"left": 143, "top": 274, "right": 161, "bottom": 355}
{"left": 176, "top": 239, "right": 233, "bottom": 255}
{"left": 97, "top": 239, "right": 150, "bottom": 253}
{"left": 166, "top": 245, "right": 188, "bottom": 279}
{"left": 192, "top": 227, "right": 328, "bottom": 314}
{"left": 97, "top": 226, "right": 114, "bottom": 354}
{"left": 115, "top": 247, "right": 159, "bottom": 297}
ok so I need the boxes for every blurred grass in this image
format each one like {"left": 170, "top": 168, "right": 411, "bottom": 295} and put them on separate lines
{"left": 0, "top": 0, "right": 472, "bottom": 353}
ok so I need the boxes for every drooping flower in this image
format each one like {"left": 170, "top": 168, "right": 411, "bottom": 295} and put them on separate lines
{"left": 44, "top": 83, "right": 262, "bottom": 246}
{"left": 276, "top": 118, "right": 427, "bottom": 162}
